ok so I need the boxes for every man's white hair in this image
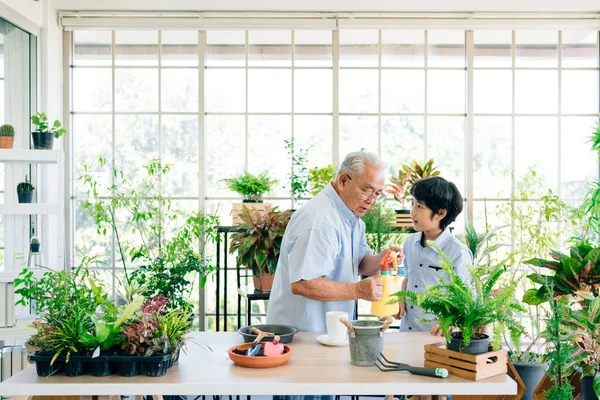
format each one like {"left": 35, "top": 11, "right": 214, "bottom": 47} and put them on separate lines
{"left": 337, "top": 151, "right": 388, "bottom": 178}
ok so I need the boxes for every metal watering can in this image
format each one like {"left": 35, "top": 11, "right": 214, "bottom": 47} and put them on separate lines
{"left": 340, "top": 316, "right": 393, "bottom": 367}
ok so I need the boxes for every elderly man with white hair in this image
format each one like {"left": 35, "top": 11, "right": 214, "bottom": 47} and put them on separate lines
{"left": 266, "top": 151, "right": 404, "bottom": 334}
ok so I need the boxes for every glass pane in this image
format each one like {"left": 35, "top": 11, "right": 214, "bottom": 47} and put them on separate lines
{"left": 381, "top": 116, "right": 425, "bottom": 177}
{"left": 561, "top": 70, "right": 599, "bottom": 115}
{"left": 294, "top": 69, "right": 332, "bottom": 113}
{"left": 339, "top": 70, "right": 378, "bottom": 114}
{"left": 206, "top": 30, "right": 245, "bottom": 67}
{"left": 515, "top": 30, "right": 558, "bottom": 67}
{"left": 206, "top": 116, "right": 245, "bottom": 196}
{"left": 294, "top": 30, "right": 332, "bottom": 67}
{"left": 114, "top": 69, "right": 159, "bottom": 112}
{"left": 248, "top": 70, "right": 291, "bottom": 113}
{"left": 381, "top": 30, "right": 424, "bottom": 67}
{"left": 339, "top": 116, "right": 378, "bottom": 158}
{"left": 428, "top": 30, "right": 465, "bottom": 68}
{"left": 73, "top": 30, "right": 111, "bottom": 66}
{"left": 473, "top": 117, "right": 512, "bottom": 198}
{"left": 562, "top": 30, "right": 598, "bottom": 68}
{"left": 381, "top": 70, "right": 425, "bottom": 114}
{"left": 340, "top": 29, "right": 378, "bottom": 67}
{"left": 248, "top": 115, "right": 291, "bottom": 197}
{"left": 473, "top": 30, "right": 512, "bottom": 68}
{"left": 161, "top": 30, "right": 198, "bottom": 67}
{"left": 115, "top": 31, "right": 158, "bottom": 66}
{"left": 294, "top": 116, "right": 332, "bottom": 169}
{"left": 72, "top": 68, "right": 112, "bottom": 112}
{"left": 114, "top": 115, "right": 159, "bottom": 187}
{"left": 248, "top": 30, "right": 291, "bottom": 67}
{"left": 161, "top": 69, "right": 198, "bottom": 112}
{"left": 72, "top": 115, "right": 113, "bottom": 196}
{"left": 161, "top": 115, "right": 199, "bottom": 197}
{"left": 515, "top": 70, "right": 558, "bottom": 114}
{"left": 75, "top": 200, "right": 112, "bottom": 266}
{"left": 473, "top": 70, "right": 512, "bottom": 114}
{"left": 472, "top": 200, "right": 511, "bottom": 236}
{"left": 427, "top": 70, "right": 465, "bottom": 114}
{"left": 427, "top": 117, "right": 466, "bottom": 195}
{"left": 561, "top": 117, "right": 599, "bottom": 199}
{"left": 515, "top": 117, "right": 558, "bottom": 192}
{"left": 205, "top": 69, "right": 245, "bottom": 112}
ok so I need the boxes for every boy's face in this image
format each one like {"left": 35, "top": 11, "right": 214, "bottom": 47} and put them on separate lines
{"left": 410, "top": 199, "right": 446, "bottom": 232}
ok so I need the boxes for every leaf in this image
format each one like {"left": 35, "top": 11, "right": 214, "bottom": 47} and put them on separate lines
{"left": 594, "top": 372, "right": 600, "bottom": 397}
{"left": 523, "top": 288, "right": 547, "bottom": 305}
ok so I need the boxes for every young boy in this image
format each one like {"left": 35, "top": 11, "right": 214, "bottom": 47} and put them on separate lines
{"left": 395, "top": 176, "right": 473, "bottom": 335}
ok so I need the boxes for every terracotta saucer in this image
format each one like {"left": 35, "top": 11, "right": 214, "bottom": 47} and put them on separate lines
{"left": 228, "top": 342, "right": 292, "bottom": 368}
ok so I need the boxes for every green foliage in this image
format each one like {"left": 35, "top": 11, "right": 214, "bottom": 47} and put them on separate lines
{"left": 30, "top": 112, "right": 67, "bottom": 139}
{"left": 30, "top": 237, "right": 40, "bottom": 244}
{"left": 391, "top": 244, "right": 525, "bottom": 350}
{"left": 544, "top": 383, "right": 575, "bottom": 400}
{"left": 361, "top": 202, "right": 396, "bottom": 253}
{"left": 308, "top": 164, "right": 336, "bottom": 196}
{"left": 0, "top": 124, "right": 15, "bottom": 137}
{"left": 17, "top": 177, "right": 34, "bottom": 193}
{"left": 284, "top": 138, "right": 310, "bottom": 201}
{"left": 386, "top": 158, "right": 441, "bottom": 209}
{"left": 590, "top": 117, "right": 600, "bottom": 159}
{"left": 221, "top": 170, "right": 278, "bottom": 201}
{"left": 79, "top": 157, "right": 220, "bottom": 313}
{"left": 462, "top": 222, "right": 508, "bottom": 264}
{"left": 229, "top": 206, "right": 293, "bottom": 277}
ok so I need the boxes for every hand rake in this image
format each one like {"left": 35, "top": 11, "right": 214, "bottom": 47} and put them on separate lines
{"left": 375, "top": 353, "right": 449, "bottom": 379}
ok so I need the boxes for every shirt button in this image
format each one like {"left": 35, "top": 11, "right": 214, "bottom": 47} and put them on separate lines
{"left": 414, "top": 285, "right": 418, "bottom": 288}
{"left": 420, "top": 264, "right": 422, "bottom": 267}
{"left": 411, "top": 306, "right": 414, "bottom": 309}
{"left": 408, "top": 327, "right": 412, "bottom": 330}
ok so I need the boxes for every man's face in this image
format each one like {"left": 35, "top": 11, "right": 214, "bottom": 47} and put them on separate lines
{"left": 338, "top": 164, "right": 385, "bottom": 217}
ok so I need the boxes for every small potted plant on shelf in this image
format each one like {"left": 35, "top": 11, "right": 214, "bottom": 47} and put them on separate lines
{"left": 30, "top": 112, "right": 67, "bottom": 150}
{"left": 17, "top": 175, "right": 35, "bottom": 203}
{"left": 30, "top": 237, "right": 40, "bottom": 253}
{"left": 308, "top": 164, "right": 336, "bottom": 196}
{"left": 229, "top": 206, "right": 293, "bottom": 291}
{"left": 391, "top": 245, "right": 525, "bottom": 355}
{"left": 221, "top": 170, "right": 278, "bottom": 225}
{"left": 0, "top": 124, "right": 15, "bottom": 149}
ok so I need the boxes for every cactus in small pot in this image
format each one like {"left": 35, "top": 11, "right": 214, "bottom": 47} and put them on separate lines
{"left": 17, "top": 175, "right": 35, "bottom": 203}
{"left": 0, "top": 124, "right": 15, "bottom": 149}
{"left": 30, "top": 237, "right": 40, "bottom": 253}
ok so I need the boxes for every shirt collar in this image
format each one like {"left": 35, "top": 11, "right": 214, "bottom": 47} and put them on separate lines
{"left": 415, "top": 227, "right": 452, "bottom": 252}
{"left": 324, "top": 182, "right": 358, "bottom": 223}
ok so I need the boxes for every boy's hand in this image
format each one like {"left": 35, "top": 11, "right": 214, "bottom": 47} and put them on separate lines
{"left": 356, "top": 272, "right": 383, "bottom": 301}
{"left": 393, "top": 302, "right": 405, "bottom": 320}
{"left": 386, "top": 246, "right": 405, "bottom": 266}
{"left": 430, "top": 324, "right": 444, "bottom": 336}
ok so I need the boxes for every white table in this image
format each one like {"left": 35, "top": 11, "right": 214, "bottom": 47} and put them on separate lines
{"left": 0, "top": 332, "right": 516, "bottom": 398}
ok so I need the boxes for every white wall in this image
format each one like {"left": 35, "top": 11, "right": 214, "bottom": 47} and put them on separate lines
{"left": 0, "top": 0, "right": 44, "bottom": 30}
{"left": 52, "top": 0, "right": 600, "bottom": 12}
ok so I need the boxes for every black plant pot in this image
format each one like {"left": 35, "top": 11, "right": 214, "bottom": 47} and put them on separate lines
{"left": 242, "top": 199, "right": 264, "bottom": 203}
{"left": 31, "top": 131, "right": 54, "bottom": 150}
{"left": 118, "top": 358, "right": 140, "bottom": 377}
{"left": 514, "top": 362, "right": 546, "bottom": 400}
{"left": 18, "top": 191, "right": 33, "bottom": 203}
{"left": 90, "top": 356, "right": 112, "bottom": 377}
{"left": 447, "top": 332, "right": 490, "bottom": 355}
{"left": 582, "top": 375, "right": 599, "bottom": 400}
{"left": 63, "top": 358, "right": 86, "bottom": 377}
{"left": 30, "top": 353, "right": 63, "bottom": 377}
{"left": 30, "top": 243, "right": 40, "bottom": 252}
{"left": 143, "top": 354, "right": 171, "bottom": 377}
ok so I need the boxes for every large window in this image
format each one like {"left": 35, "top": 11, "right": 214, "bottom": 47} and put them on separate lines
{"left": 69, "top": 28, "right": 600, "bottom": 331}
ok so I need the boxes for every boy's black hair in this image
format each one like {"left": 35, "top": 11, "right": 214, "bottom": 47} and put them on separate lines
{"left": 410, "top": 176, "right": 463, "bottom": 231}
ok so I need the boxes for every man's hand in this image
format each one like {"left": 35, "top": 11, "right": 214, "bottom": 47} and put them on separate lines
{"left": 430, "top": 324, "right": 444, "bottom": 337}
{"left": 393, "top": 302, "right": 405, "bottom": 320}
{"left": 356, "top": 272, "right": 383, "bottom": 301}
{"left": 382, "top": 246, "right": 405, "bottom": 267}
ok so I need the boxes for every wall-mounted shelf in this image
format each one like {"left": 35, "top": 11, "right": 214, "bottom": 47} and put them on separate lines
{"left": 0, "top": 149, "right": 60, "bottom": 164}
{"left": 0, "top": 204, "right": 59, "bottom": 215}
{"left": 0, "top": 326, "right": 35, "bottom": 340}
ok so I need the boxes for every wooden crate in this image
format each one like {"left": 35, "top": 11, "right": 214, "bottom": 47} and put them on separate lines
{"left": 392, "top": 212, "right": 413, "bottom": 228}
{"left": 452, "top": 358, "right": 526, "bottom": 400}
{"left": 424, "top": 343, "right": 508, "bottom": 381}
{"left": 532, "top": 373, "right": 582, "bottom": 400}
{"left": 231, "top": 202, "right": 270, "bottom": 226}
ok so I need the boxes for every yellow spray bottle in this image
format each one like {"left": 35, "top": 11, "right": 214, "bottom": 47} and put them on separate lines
{"left": 371, "top": 250, "right": 401, "bottom": 317}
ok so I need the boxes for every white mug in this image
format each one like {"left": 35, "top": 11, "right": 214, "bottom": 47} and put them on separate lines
{"left": 326, "top": 311, "right": 349, "bottom": 343}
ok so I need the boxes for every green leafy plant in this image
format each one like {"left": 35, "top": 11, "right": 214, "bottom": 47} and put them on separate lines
{"left": 30, "top": 112, "right": 67, "bottom": 139}
{"left": 308, "top": 164, "right": 336, "bottom": 196}
{"left": 17, "top": 176, "right": 34, "bottom": 193}
{"left": 229, "top": 206, "right": 293, "bottom": 277}
{"left": 0, "top": 124, "right": 15, "bottom": 137}
{"left": 391, "top": 244, "right": 525, "bottom": 350}
{"left": 221, "top": 170, "right": 278, "bottom": 201}
{"left": 80, "top": 158, "right": 220, "bottom": 313}
{"left": 284, "top": 138, "right": 310, "bottom": 201}
{"left": 121, "top": 296, "right": 169, "bottom": 356}
{"left": 362, "top": 202, "right": 396, "bottom": 254}
{"left": 386, "top": 158, "right": 441, "bottom": 209}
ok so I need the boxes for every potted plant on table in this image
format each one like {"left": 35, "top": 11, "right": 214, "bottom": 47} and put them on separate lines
{"left": 17, "top": 176, "right": 35, "bottom": 203}
{"left": 391, "top": 245, "right": 525, "bottom": 355}
{"left": 308, "top": 164, "right": 336, "bottom": 196}
{"left": 30, "top": 112, "right": 67, "bottom": 150}
{"left": 229, "top": 206, "right": 292, "bottom": 291}
{"left": 0, "top": 124, "right": 15, "bottom": 148}
{"left": 221, "top": 170, "right": 278, "bottom": 225}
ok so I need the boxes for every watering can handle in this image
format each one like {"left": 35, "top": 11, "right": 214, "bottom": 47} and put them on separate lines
{"left": 380, "top": 316, "right": 393, "bottom": 333}
{"left": 339, "top": 317, "right": 355, "bottom": 334}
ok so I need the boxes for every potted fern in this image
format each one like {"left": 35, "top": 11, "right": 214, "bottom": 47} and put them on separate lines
{"left": 391, "top": 245, "right": 525, "bottom": 355}
{"left": 229, "top": 206, "right": 292, "bottom": 291}
{"left": 17, "top": 175, "right": 35, "bottom": 203}
{"left": 0, "top": 124, "right": 15, "bottom": 148}
{"left": 221, "top": 170, "right": 278, "bottom": 225}
{"left": 30, "top": 112, "right": 67, "bottom": 150}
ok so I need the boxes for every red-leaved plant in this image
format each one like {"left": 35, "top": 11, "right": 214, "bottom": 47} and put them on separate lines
{"left": 121, "top": 296, "right": 168, "bottom": 356}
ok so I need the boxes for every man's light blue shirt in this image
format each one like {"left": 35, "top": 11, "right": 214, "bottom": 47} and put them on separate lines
{"left": 266, "top": 183, "right": 372, "bottom": 332}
